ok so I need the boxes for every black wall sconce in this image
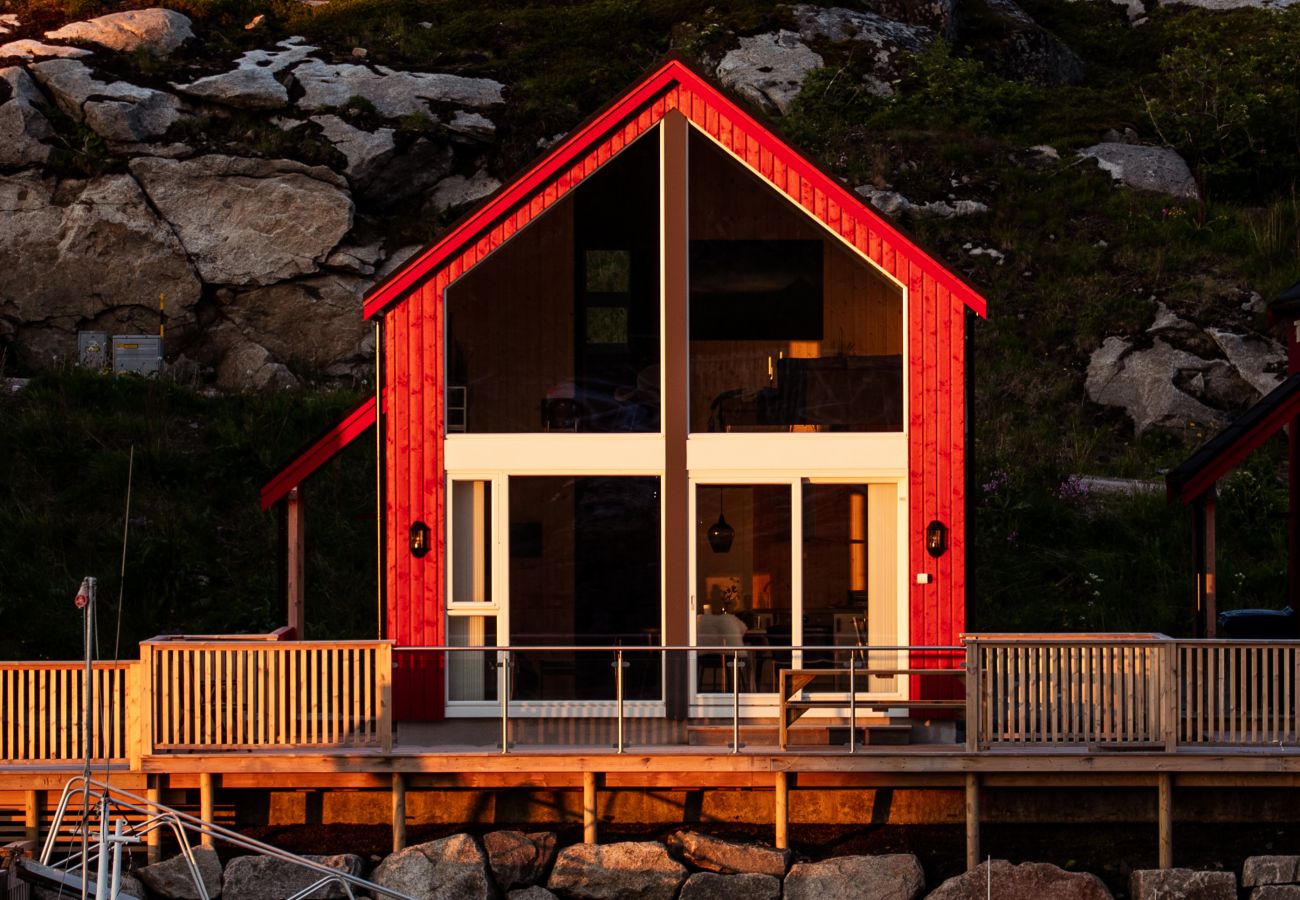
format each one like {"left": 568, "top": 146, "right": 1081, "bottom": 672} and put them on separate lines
{"left": 925, "top": 519, "right": 947, "bottom": 558}
{"left": 707, "top": 488, "right": 735, "bottom": 554}
{"left": 409, "top": 520, "right": 431, "bottom": 558}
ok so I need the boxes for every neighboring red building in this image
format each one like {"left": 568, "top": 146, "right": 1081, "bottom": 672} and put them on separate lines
{"left": 264, "top": 58, "right": 987, "bottom": 720}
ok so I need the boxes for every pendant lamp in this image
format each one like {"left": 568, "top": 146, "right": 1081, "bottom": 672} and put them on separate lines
{"left": 707, "top": 488, "right": 735, "bottom": 553}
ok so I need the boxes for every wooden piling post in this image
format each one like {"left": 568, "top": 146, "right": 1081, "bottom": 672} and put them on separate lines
{"left": 774, "top": 771, "right": 789, "bottom": 850}
{"left": 1158, "top": 773, "right": 1173, "bottom": 869}
{"left": 392, "top": 773, "right": 407, "bottom": 852}
{"left": 24, "top": 790, "right": 39, "bottom": 846}
{"left": 147, "top": 777, "right": 162, "bottom": 864}
{"left": 965, "top": 773, "right": 981, "bottom": 871}
{"left": 582, "top": 771, "right": 598, "bottom": 844}
{"left": 199, "top": 773, "right": 215, "bottom": 847}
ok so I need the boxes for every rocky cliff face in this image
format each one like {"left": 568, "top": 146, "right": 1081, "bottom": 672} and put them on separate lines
{"left": 0, "top": 8, "right": 504, "bottom": 389}
{"left": 0, "top": 0, "right": 1290, "bottom": 425}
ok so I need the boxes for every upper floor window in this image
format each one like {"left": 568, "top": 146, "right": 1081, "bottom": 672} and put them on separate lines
{"left": 687, "top": 131, "right": 904, "bottom": 433}
{"left": 445, "top": 129, "right": 661, "bottom": 433}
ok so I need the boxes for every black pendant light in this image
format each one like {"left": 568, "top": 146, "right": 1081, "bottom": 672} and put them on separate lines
{"left": 707, "top": 487, "right": 735, "bottom": 553}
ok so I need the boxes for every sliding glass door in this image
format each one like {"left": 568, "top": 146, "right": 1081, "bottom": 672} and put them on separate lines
{"left": 691, "top": 479, "right": 902, "bottom": 701}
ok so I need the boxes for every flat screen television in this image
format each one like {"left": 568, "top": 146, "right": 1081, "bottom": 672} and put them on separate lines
{"left": 689, "top": 239, "right": 823, "bottom": 340}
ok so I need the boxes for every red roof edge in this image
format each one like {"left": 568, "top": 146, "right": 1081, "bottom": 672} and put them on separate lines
{"left": 1166, "top": 373, "right": 1300, "bottom": 504}
{"left": 361, "top": 56, "right": 988, "bottom": 322}
{"left": 260, "top": 395, "right": 377, "bottom": 510}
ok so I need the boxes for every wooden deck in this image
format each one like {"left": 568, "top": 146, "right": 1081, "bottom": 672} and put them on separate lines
{"left": 8, "top": 633, "right": 1300, "bottom": 867}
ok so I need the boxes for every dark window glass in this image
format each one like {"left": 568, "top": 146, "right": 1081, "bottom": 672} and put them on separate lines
{"left": 509, "top": 476, "right": 661, "bottom": 701}
{"left": 688, "top": 131, "right": 903, "bottom": 433}
{"left": 446, "top": 132, "right": 661, "bottom": 433}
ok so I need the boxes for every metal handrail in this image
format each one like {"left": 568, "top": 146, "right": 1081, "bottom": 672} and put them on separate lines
{"left": 39, "top": 776, "right": 416, "bottom": 900}
{"left": 397, "top": 643, "right": 964, "bottom": 755}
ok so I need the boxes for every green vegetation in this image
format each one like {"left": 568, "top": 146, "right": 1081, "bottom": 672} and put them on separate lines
{"left": 0, "top": 372, "right": 376, "bottom": 659}
{"left": 4, "top": 1, "right": 1300, "bottom": 651}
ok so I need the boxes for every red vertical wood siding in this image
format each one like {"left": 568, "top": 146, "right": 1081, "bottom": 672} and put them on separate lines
{"left": 380, "top": 62, "right": 980, "bottom": 716}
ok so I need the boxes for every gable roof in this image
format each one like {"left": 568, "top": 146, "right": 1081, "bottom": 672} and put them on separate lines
{"left": 1166, "top": 372, "right": 1300, "bottom": 504}
{"left": 361, "top": 56, "right": 988, "bottom": 321}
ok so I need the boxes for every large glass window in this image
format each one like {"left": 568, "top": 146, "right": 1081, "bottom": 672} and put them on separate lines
{"left": 688, "top": 131, "right": 904, "bottom": 433}
{"left": 695, "top": 484, "right": 792, "bottom": 693}
{"left": 509, "top": 476, "right": 661, "bottom": 701}
{"left": 446, "top": 131, "right": 661, "bottom": 433}
{"left": 801, "top": 482, "right": 899, "bottom": 690}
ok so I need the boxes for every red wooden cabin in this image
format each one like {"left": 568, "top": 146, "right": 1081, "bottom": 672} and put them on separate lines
{"left": 263, "top": 58, "right": 987, "bottom": 722}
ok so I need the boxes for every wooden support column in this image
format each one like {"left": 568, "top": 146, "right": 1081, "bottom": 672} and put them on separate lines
{"left": 391, "top": 773, "right": 407, "bottom": 852}
{"left": 199, "top": 772, "right": 215, "bottom": 846}
{"left": 1158, "top": 773, "right": 1173, "bottom": 869}
{"left": 147, "top": 776, "right": 162, "bottom": 864}
{"left": 287, "top": 486, "right": 305, "bottom": 639}
{"left": 774, "top": 771, "right": 789, "bottom": 850}
{"left": 1192, "top": 491, "right": 1217, "bottom": 638}
{"left": 661, "top": 108, "right": 690, "bottom": 720}
{"left": 582, "top": 772, "right": 599, "bottom": 844}
{"left": 1204, "top": 491, "right": 1217, "bottom": 638}
{"left": 965, "top": 773, "right": 980, "bottom": 871}
{"left": 24, "top": 790, "right": 39, "bottom": 846}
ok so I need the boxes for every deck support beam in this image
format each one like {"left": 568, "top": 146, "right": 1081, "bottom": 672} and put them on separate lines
{"left": 391, "top": 773, "right": 407, "bottom": 852}
{"left": 287, "top": 486, "right": 305, "bottom": 638}
{"left": 774, "top": 771, "right": 789, "bottom": 850}
{"left": 1158, "top": 773, "right": 1173, "bottom": 869}
{"left": 24, "top": 789, "right": 39, "bottom": 846}
{"left": 147, "top": 776, "right": 162, "bottom": 864}
{"left": 583, "top": 771, "right": 599, "bottom": 844}
{"left": 199, "top": 772, "right": 215, "bottom": 846}
{"left": 965, "top": 773, "right": 980, "bottom": 871}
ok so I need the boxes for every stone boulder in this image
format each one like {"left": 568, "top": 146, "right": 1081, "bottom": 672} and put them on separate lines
{"left": 856, "top": 186, "right": 988, "bottom": 218}
{"left": 791, "top": 6, "right": 932, "bottom": 82}
{"left": 221, "top": 853, "right": 363, "bottom": 899}
{"left": 547, "top": 842, "right": 688, "bottom": 900}
{"left": 1078, "top": 143, "right": 1199, "bottom": 199}
{"left": 1245, "top": 856, "right": 1300, "bottom": 887}
{"left": 129, "top": 154, "right": 353, "bottom": 286}
{"left": 0, "top": 14, "right": 16, "bottom": 35}
{"left": 927, "top": 861, "right": 1112, "bottom": 899}
{"left": 1085, "top": 336, "right": 1229, "bottom": 436}
{"left": 359, "top": 136, "right": 454, "bottom": 206}
{"left": 509, "top": 888, "right": 558, "bottom": 900}
{"left": 783, "top": 854, "right": 924, "bottom": 900}
{"left": 969, "top": 0, "right": 1085, "bottom": 85}
{"left": 447, "top": 109, "right": 496, "bottom": 139}
{"left": 428, "top": 170, "right": 500, "bottom": 212}
{"left": 371, "top": 834, "right": 496, "bottom": 900}
{"left": 137, "top": 846, "right": 223, "bottom": 899}
{"left": 0, "top": 170, "right": 202, "bottom": 366}
{"left": 30, "top": 58, "right": 181, "bottom": 142}
{"left": 678, "top": 872, "right": 781, "bottom": 900}
{"left": 1253, "top": 887, "right": 1300, "bottom": 899}
{"left": 484, "top": 830, "right": 557, "bottom": 890}
{"left": 0, "top": 66, "right": 55, "bottom": 167}
{"left": 1206, "top": 328, "right": 1284, "bottom": 397}
{"left": 1130, "top": 868, "right": 1236, "bottom": 900}
{"left": 859, "top": 0, "right": 957, "bottom": 36}
{"left": 0, "top": 40, "right": 92, "bottom": 59}
{"left": 293, "top": 58, "right": 504, "bottom": 117}
{"left": 172, "top": 39, "right": 318, "bottom": 109}
{"left": 716, "top": 31, "right": 823, "bottom": 116}
{"left": 202, "top": 322, "right": 300, "bottom": 391}
{"left": 665, "top": 831, "right": 791, "bottom": 877}
{"left": 310, "top": 114, "right": 397, "bottom": 188}
{"left": 45, "top": 8, "right": 193, "bottom": 56}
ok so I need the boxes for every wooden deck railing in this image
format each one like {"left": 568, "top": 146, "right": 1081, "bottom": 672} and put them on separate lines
{"left": 143, "top": 640, "right": 393, "bottom": 754}
{"left": 10, "top": 636, "right": 1300, "bottom": 765}
{"left": 966, "top": 634, "right": 1172, "bottom": 749}
{"left": 0, "top": 661, "right": 132, "bottom": 762}
{"left": 1177, "top": 642, "right": 1300, "bottom": 746}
